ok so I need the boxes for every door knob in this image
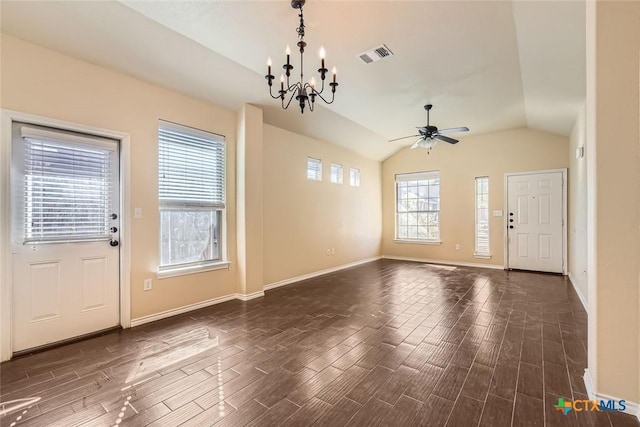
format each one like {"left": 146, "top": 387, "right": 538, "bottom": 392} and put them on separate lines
{"left": 111, "top": 213, "right": 118, "bottom": 220}
{"left": 110, "top": 240, "right": 119, "bottom": 247}
{"left": 509, "top": 225, "right": 514, "bottom": 229}
{"left": 110, "top": 226, "right": 118, "bottom": 233}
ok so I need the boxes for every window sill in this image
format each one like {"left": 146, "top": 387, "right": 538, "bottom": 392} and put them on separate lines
{"left": 394, "top": 239, "right": 442, "bottom": 245}
{"left": 157, "top": 261, "right": 230, "bottom": 279}
{"left": 474, "top": 253, "right": 492, "bottom": 259}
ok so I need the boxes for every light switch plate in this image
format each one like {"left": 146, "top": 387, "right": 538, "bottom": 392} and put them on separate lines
{"left": 492, "top": 210, "right": 503, "bottom": 217}
{"left": 134, "top": 208, "right": 142, "bottom": 219}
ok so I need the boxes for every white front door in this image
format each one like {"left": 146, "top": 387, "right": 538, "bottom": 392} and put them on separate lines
{"left": 506, "top": 171, "right": 564, "bottom": 273}
{"left": 11, "top": 123, "right": 120, "bottom": 353}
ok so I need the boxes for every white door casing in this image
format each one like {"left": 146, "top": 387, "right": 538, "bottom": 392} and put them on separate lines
{"left": 1, "top": 109, "right": 131, "bottom": 361}
{"left": 506, "top": 170, "right": 566, "bottom": 274}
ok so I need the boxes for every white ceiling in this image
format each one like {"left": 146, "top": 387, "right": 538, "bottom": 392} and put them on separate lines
{"left": 0, "top": 1, "right": 585, "bottom": 161}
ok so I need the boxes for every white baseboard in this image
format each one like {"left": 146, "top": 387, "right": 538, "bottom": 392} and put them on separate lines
{"left": 382, "top": 255, "right": 505, "bottom": 270}
{"left": 583, "top": 369, "right": 640, "bottom": 420}
{"left": 583, "top": 369, "right": 596, "bottom": 400}
{"left": 130, "top": 291, "right": 263, "bottom": 327}
{"left": 131, "top": 294, "right": 238, "bottom": 327}
{"left": 263, "top": 256, "right": 383, "bottom": 291}
{"left": 131, "top": 257, "right": 383, "bottom": 327}
{"left": 235, "top": 291, "right": 265, "bottom": 301}
{"left": 568, "top": 272, "right": 588, "bottom": 311}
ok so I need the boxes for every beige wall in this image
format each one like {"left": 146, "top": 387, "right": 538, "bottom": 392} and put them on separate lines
{"left": 236, "top": 104, "right": 265, "bottom": 295}
{"left": 381, "top": 128, "right": 569, "bottom": 266}
{"left": 587, "top": 0, "right": 640, "bottom": 403}
{"left": 1, "top": 34, "right": 238, "bottom": 319}
{"left": 262, "top": 124, "right": 382, "bottom": 285}
{"left": 568, "top": 104, "right": 588, "bottom": 304}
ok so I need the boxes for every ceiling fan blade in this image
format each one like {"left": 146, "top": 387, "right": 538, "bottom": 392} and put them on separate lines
{"left": 410, "top": 139, "right": 423, "bottom": 149}
{"left": 389, "top": 134, "right": 421, "bottom": 142}
{"left": 437, "top": 127, "right": 469, "bottom": 134}
{"left": 435, "top": 134, "right": 459, "bottom": 144}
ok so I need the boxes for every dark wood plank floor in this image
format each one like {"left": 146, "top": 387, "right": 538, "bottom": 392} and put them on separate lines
{"left": 1, "top": 259, "right": 638, "bottom": 426}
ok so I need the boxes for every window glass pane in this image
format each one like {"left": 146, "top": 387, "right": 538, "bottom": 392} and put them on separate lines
{"left": 349, "top": 168, "right": 360, "bottom": 186}
{"left": 398, "top": 213, "right": 408, "bottom": 226}
{"left": 407, "top": 226, "right": 418, "bottom": 239}
{"left": 160, "top": 209, "right": 220, "bottom": 266}
{"left": 395, "top": 171, "right": 440, "bottom": 241}
{"left": 475, "top": 177, "right": 490, "bottom": 255}
{"left": 330, "top": 163, "right": 343, "bottom": 184}
{"left": 307, "top": 157, "right": 322, "bottom": 181}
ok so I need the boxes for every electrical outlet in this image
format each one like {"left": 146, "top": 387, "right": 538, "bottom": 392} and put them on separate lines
{"left": 143, "top": 278, "right": 152, "bottom": 291}
{"left": 134, "top": 208, "right": 142, "bottom": 219}
{"left": 326, "top": 249, "right": 331, "bottom": 256}
{"left": 455, "top": 244, "right": 460, "bottom": 250}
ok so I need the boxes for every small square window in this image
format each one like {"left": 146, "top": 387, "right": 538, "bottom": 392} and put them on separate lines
{"left": 307, "top": 157, "right": 322, "bottom": 181}
{"left": 350, "top": 168, "right": 360, "bottom": 187}
{"left": 330, "top": 163, "right": 343, "bottom": 184}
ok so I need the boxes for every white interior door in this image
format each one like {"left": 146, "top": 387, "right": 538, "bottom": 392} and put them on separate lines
{"left": 11, "top": 123, "right": 120, "bottom": 353}
{"left": 506, "top": 171, "right": 564, "bottom": 273}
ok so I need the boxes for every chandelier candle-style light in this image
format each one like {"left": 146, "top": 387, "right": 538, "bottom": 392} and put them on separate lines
{"left": 265, "top": 0, "right": 338, "bottom": 113}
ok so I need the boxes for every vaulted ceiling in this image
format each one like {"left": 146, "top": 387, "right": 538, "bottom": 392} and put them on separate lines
{"left": 1, "top": 1, "right": 585, "bottom": 161}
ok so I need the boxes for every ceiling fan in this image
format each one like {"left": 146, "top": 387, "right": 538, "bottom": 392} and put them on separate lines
{"left": 390, "top": 104, "right": 469, "bottom": 151}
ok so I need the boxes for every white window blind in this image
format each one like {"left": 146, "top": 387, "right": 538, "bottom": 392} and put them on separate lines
{"left": 158, "top": 124, "right": 225, "bottom": 208}
{"left": 307, "top": 157, "right": 322, "bottom": 181}
{"left": 158, "top": 122, "right": 226, "bottom": 269}
{"left": 475, "top": 176, "right": 490, "bottom": 255}
{"left": 330, "top": 163, "right": 343, "bottom": 184}
{"left": 350, "top": 168, "right": 360, "bottom": 187}
{"left": 21, "top": 128, "right": 114, "bottom": 243}
{"left": 395, "top": 171, "right": 440, "bottom": 241}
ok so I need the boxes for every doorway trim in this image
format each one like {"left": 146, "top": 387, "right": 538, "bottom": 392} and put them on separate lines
{"left": 0, "top": 109, "right": 132, "bottom": 361}
{"left": 503, "top": 168, "right": 568, "bottom": 274}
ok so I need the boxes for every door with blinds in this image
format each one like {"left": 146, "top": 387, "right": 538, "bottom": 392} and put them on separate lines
{"left": 10, "top": 123, "right": 120, "bottom": 352}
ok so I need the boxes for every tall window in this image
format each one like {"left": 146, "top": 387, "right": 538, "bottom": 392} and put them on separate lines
{"left": 158, "top": 121, "right": 226, "bottom": 270}
{"left": 350, "top": 168, "right": 360, "bottom": 187}
{"left": 475, "top": 176, "right": 490, "bottom": 256}
{"left": 395, "top": 171, "right": 440, "bottom": 242}
{"left": 330, "top": 163, "right": 343, "bottom": 184}
{"left": 307, "top": 157, "right": 322, "bottom": 181}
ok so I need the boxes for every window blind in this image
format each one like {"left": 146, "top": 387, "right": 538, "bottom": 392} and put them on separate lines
{"left": 330, "top": 163, "right": 343, "bottom": 184}
{"left": 158, "top": 123, "right": 225, "bottom": 208}
{"left": 307, "top": 157, "right": 322, "bottom": 181}
{"left": 22, "top": 135, "right": 113, "bottom": 242}
{"left": 350, "top": 168, "right": 360, "bottom": 187}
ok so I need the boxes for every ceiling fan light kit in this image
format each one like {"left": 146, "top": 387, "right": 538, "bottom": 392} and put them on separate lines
{"left": 265, "top": 0, "right": 338, "bottom": 114}
{"left": 389, "top": 104, "right": 470, "bottom": 153}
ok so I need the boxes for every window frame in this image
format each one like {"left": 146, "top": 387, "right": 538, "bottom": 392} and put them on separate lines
{"left": 349, "top": 168, "right": 360, "bottom": 187}
{"left": 394, "top": 171, "right": 441, "bottom": 244}
{"left": 474, "top": 176, "right": 491, "bottom": 258}
{"left": 307, "top": 157, "right": 322, "bottom": 181}
{"left": 330, "top": 163, "right": 343, "bottom": 184}
{"left": 157, "top": 121, "right": 228, "bottom": 277}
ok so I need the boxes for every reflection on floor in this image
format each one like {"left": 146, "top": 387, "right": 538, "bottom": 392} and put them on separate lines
{"left": 1, "top": 259, "right": 638, "bottom": 426}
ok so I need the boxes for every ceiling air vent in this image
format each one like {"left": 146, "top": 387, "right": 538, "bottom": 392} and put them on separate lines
{"left": 357, "top": 44, "right": 393, "bottom": 64}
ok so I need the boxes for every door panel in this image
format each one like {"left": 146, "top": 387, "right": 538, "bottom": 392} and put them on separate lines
{"left": 29, "top": 261, "right": 62, "bottom": 321}
{"left": 11, "top": 122, "right": 120, "bottom": 352}
{"left": 507, "top": 171, "right": 563, "bottom": 273}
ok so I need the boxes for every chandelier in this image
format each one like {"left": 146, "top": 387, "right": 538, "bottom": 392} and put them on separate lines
{"left": 265, "top": 0, "right": 338, "bottom": 114}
